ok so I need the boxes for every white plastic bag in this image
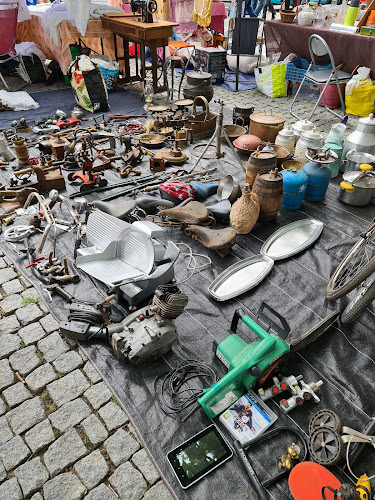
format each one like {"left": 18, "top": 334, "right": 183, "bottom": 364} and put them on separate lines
{"left": 0, "top": 90, "right": 39, "bottom": 111}
{"left": 254, "top": 53, "right": 296, "bottom": 98}
{"left": 346, "top": 67, "right": 372, "bottom": 95}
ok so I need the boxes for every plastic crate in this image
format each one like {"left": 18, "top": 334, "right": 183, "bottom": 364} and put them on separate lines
{"left": 195, "top": 47, "right": 227, "bottom": 83}
{"left": 286, "top": 58, "right": 332, "bottom": 85}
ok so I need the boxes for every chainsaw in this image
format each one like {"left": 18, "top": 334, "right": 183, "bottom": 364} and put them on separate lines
{"left": 198, "top": 303, "right": 339, "bottom": 419}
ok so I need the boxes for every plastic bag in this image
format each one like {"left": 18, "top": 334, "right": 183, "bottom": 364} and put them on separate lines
{"left": 90, "top": 55, "right": 119, "bottom": 90}
{"left": 0, "top": 90, "right": 39, "bottom": 111}
{"left": 346, "top": 66, "right": 372, "bottom": 95}
{"left": 345, "top": 84, "right": 375, "bottom": 117}
{"left": 68, "top": 55, "right": 109, "bottom": 113}
{"left": 254, "top": 53, "right": 296, "bottom": 98}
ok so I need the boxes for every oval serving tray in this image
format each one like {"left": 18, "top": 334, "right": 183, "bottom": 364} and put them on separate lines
{"left": 208, "top": 254, "right": 274, "bottom": 301}
{"left": 261, "top": 219, "right": 324, "bottom": 261}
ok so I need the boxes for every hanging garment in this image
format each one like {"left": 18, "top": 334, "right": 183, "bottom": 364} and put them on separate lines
{"left": 191, "top": 0, "right": 214, "bottom": 27}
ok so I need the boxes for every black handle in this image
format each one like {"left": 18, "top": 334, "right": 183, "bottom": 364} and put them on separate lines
{"left": 230, "top": 308, "right": 246, "bottom": 334}
{"left": 257, "top": 302, "right": 291, "bottom": 340}
{"left": 234, "top": 440, "right": 268, "bottom": 500}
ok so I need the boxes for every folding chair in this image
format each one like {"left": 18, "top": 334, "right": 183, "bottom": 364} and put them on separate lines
{"left": 0, "top": 0, "right": 31, "bottom": 91}
{"left": 290, "top": 34, "right": 351, "bottom": 121}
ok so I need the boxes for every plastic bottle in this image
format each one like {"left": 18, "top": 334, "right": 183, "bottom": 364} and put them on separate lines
{"left": 344, "top": 0, "right": 359, "bottom": 25}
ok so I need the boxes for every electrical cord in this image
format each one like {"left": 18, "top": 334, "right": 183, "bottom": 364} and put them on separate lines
{"left": 154, "top": 359, "right": 217, "bottom": 422}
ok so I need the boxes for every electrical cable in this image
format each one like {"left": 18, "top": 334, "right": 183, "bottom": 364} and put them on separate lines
{"left": 154, "top": 359, "right": 217, "bottom": 422}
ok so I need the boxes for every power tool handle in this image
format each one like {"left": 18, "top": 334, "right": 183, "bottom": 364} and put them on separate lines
{"left": 230, "top": 308, "right": 273, "bottom": 341}
{"left": 233, "top": 440, "right": 268, "bottom": 500}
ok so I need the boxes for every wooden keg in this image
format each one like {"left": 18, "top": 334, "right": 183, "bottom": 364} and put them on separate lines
{"left": 183, "top": 71, "right": 214, "bottom": 104}
{"left": 246, "top": 150, "right": 277, "bottom": 187}
{"left": 252, "top": 168, "right": 283, "bottom": 222}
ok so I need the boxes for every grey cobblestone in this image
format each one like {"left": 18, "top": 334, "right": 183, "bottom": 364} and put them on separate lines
{"left": 0, "top": 435, "right": 30, "bottom": 471}
{"left": 19, "top": 276, "right": 32, "bottom": 289}
{"left": 14, "top": 457, "right": 49, "bottom": 497}
{"left": 25, "top": 363, "right": 57, "bottom": 393}
{"left": 9, "top": 345, "right": 41, "bottom": 376}
{"left": 142, "top": 481, "right": 174, "bottom": 500}
{"left": 44, "top": 429, "right": 87, "bottom": 476}
{"left": 25, "top": 419, "right": 55, "bottom": 453}
{"left": 0, "top": 398, "right": 5, "bottom": 416}
{"left": 84, "top": 381, "right": 112, "bottom": 410}
{"left": 98, "top": 402, "right": 129, "bottom": 432}
{"left": 0, "top": 460, "right": 6, "bottom": 481}
{"left": 74, "top": 449, "right": 109, "bottom": 490}
{"left": 16, "top": 303, "right": 43, "bottom": 326}
{"left": 0, "top": 333, "right": 21, "bottom": 358}
{"left": 48, "top": 398, "right": 91, "bottom": 433}
{"left": 0, "top": 415, "right": 13, "bottom": 446}
{"left": 6, "top": 396, "right": 45, "bottom": 435}
{"left": 38, "top": 331, "right": 69, "bottom": 363}
{"left": 19, "top": 322, "right": 47, "bottom": 345}
{"left": 84, "top": 483, "right": 117, "bottom": 500}
{"left": 3, "top": 382, "right": 32, "bottom": 408}
{"left": 81, "top": 414, "right": 108, "bottom": 446}
{"left": 39, "top": 314, "right": 59, "bottom": 334}
{"left": 131, "top": 449, "right": 160, "bottom": 486}
{"left": 0, "top": 257, "right": 6, "bottom": 269}
{"left": 0, "top": 267, "right": 17, "bottom": 285}
{"left": 53, "top": 350, "right": 83, "bottom": 374}
{"left": 30, "top": 493, "right": 43, "bottom": 500}
{"left": 0, "top": 314, "right": 20, "bottom": 335}
{"left": 0, "top": 477, "right": 23, "bottom": 500}
{"left": 109, "top": 462, "right": 147, "bottom": 500}
{"left": 0, "top": 294, "right": 23, "bottom": 315}
{"left": 0, "top": 358, "right": 15, "bottom": 390}
{"left": 47, "top": 369, "right": 90, "bottom": 407}
{"left": 43, "top": 472, "right": 86, "bottom": 500}
{"left": 21, "top": 287, "right": 39, "bottom": 298}
{"left": 2, "top": 278, "right": 24, "bottom": 296}
{"left": 83, "top": 361, "right": 102, "bottom": 384}
{"left": 104, "top": 429, "right": 140, "bottom": 466}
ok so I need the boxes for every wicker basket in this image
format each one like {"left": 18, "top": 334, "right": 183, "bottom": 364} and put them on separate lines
{"left": 280, "top": 0, "right": 297, "bottom": 23}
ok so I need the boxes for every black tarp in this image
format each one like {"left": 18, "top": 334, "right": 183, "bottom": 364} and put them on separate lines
{"left": 1, "top": 88, "right": 375, "bottom": 500}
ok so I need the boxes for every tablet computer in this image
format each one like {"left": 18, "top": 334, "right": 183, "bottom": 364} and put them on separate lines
{"left": 167, "top": 425, "right": 233, "bottom": 489}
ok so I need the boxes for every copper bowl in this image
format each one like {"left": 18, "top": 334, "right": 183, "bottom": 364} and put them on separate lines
{"left": 233, "top": 134, "right": 262, "bottom": 155}
{"left": 259, "top": 143, "right": 291, "bottom": 167}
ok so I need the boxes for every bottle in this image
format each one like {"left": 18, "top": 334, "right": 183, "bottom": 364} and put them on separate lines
{"left": 230, "top": 184, "right": 260, "bottom": 234}
{"left": 344, "top": 0, "right": 359, "bottom": 25}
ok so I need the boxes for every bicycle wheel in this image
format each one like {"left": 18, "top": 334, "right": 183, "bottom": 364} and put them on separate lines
{"left": 326, "top": 225, "right": 375, "bottom": 301}
{"left": 341, "top": 275, "right": 375, "bottom": 325}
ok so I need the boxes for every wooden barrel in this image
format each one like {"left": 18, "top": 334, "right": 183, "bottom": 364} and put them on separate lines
{"left": 252, "top": 168, "right": 283, "bottom": 221}
{"left": 246, "top": 150, "right": 277, "bottom": 187}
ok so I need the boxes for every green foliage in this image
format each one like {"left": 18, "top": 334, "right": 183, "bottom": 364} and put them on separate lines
{"left": 21, "top": 296, "right": 39, "bottom": 306}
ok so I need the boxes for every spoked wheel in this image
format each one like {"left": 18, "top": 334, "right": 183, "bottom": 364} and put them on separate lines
{"left": 326, "top": 225, "right": 375, "bottom": 301}
{"left": 309, "top": 427, "right": 343, "bottom": 466}
{"left": 309, "top": 409, "right": 342, "bottom": 435}
{"left": 341, "top": 275, "right": 375, "bottom": 325}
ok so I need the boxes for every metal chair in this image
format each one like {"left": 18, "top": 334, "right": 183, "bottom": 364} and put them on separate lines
{"left": 0, "top": 0, "right": 31, "bottom": 91}
{"left": 290, "top": 34, "right": 351, "bottom": 121}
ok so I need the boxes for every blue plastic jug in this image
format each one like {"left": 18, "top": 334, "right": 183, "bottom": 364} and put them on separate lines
{"left": 302, "top": 161, "right": 332, "bottom": 201}
{"left": 281, "top": 169, "right": 308, "bottom": 210}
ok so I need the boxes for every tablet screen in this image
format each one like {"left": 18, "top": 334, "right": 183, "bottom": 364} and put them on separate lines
{"left": 167, "top": 425, "right": 233, "bottom": 488}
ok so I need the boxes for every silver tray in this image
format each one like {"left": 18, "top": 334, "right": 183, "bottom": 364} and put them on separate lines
{"left": 261, "top": 219, "right": 324, "bottom": 261}
{"left": 208, "top": 255, "right": 274, "bottom": 301}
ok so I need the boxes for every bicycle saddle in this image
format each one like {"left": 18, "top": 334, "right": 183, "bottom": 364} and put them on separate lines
{"left": 183, "top": 225, "right": 236, "bottom": 257}
{"left": 135, "top": 196, "right": 174, "bottom": 211}
{"left": 189, "top": 181, "right": 219, "bottom": 200}
{"left": 206, "top": 200, "right": 231, "bottom": 223}
{"left": 93, "top": 200, "right": 137, "bottom": 219}
{"left": 157, "top": 201, "right": 209, "bottom": 224}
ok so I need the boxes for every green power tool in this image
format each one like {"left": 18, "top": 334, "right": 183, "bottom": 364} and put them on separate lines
{"left": 198, "top": 305, "right": 339, "bottom": 419}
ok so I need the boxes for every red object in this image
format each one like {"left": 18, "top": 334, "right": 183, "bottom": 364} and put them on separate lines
{"left": 159, "top": 181, "right": 195, "bottom": 202}
{"left": 272, "top": 387, "right": 279, "bottom": 393}
{"left": 55, "top": 117, "right": 81, "bottom": 129}
{"left": 289, "top": 462, "right": 341, "bottom": 500}
{"left": 28, "top": 157, "right": 39, "bottom": 166}
{"left": 319, "top": 84, "right": 346, "bottom": 109}
{"left": 0, "top": 4, "right": 17, "bottom": 55}
{"left": 281, "top": 382, "right": 287, "bottom": 389}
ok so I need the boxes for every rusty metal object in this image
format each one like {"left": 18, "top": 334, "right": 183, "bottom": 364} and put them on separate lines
{"left": 50, "top": 136, "right": 69, "bottom": 160}
{"left": 183, "top": 225, "right": 236, "bottom": 257}
{"left": 0, "top": 188, "right": 38, "bottom": 214}
{"left": 153, "top": 147, "right": 188, "bottom": 166}
{"left": 150, "top": 157, "right": 166, "bottom": 172}
{"left": 175, "top": 128, "right": 193, "bottom": 147}
{"left": 13, "top": 162, "right": 66, "bottom": 192}
{"left": 29, "top": 214, "right": 42, "bottom": 228}
{"left": 183, "top": 71, "right": 214, "bottom": 103}
{"left": 249, "top": 112, "right": 286, "bottom": 143}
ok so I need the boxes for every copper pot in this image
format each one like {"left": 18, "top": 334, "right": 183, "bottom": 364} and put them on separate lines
{"left": 249, "top": 112, "right": 286, "bottom": 143}
{"left": 233, "top": 134, "right": 262, "bottom": 155}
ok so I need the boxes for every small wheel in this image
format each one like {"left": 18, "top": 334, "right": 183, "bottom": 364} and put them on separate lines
{"left": 341, "top": 277, "right": 375, "bottom": 325}
{"left": 67, "top": 172, "right": 76, "bottom": 182}
{"left": 309, "top": 409, "right": 342, "bottom": 435}
{"left": 308, "top": 427, "right": 343, "bottom": 466}
{"left": 80, "top": 183, "right": 93, "bottom": 192}
{"left": 98, "top": 178, "right": 108, "bottom": 187}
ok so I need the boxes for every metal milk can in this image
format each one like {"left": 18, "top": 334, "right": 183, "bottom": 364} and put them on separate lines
{"left": 342, "top": 113, "right": 375, "bottom": 160}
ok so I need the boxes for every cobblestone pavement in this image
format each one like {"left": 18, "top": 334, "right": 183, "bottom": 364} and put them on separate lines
{"left": 0, "top": 252, "right": 173, "bottom": 500}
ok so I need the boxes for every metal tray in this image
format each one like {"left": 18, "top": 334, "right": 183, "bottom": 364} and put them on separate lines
{"left": 261, "top": 219, "right": 324, "bottom": 261}
{"left": 208, "top": 255, "right": 274, "bottom": 301}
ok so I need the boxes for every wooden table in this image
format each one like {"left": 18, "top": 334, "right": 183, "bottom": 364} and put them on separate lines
{"left": 101, "top": 14, "right": 178, "bottom": 94}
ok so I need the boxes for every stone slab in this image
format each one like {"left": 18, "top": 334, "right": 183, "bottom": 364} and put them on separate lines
{"left": 0, "top": 435, "right": 30, "bottom": 471}
{"left": 14, "top": 457, "right": 49, "bottom": 497}
{"left": 48, "top": 398, "right": 91, "bottom": 433}
{"left": 9, "top": 345, "right": 41, "bottom": 377}
{"left": 25, "top": 363, "right": 57, "bottom": 393}
{"left": 84, "top": 382, "right": 112, "bottom": 410}
{"left": 98, "top": 402, "right": 129, "bottom": 432}
{"left": 104, "top": 429, "right": 140, "bottom": 466}
{"left": 47, "top": 369, "right": 90, "bottom": 408}
{"left": 0, "top": 333, "right": 20, "bottom": 359}
{"left": 109, "top": 462, "right": 147, "bottom": 500}
{"left": 37, "top": 332, "right": 69, "bottom": 363}
{"left": 74, "top": 449, "right": 109, "bottom": 490}
{"left": 81, "top": 414, "right": 108, "bottom": 446}
{"left": 43, "top": 472, "right": 86, "bottom": 500}
{"left": 25, "top": 419, "right": 55, "bottom": 453}
{"left": 6, "top": 396, "right": 45, "bottom": 435}
{"left": 44, "top": 429, "right": 87, "bottom": 477}
{"left": 3, "top": 382, "right": 32, "bottom": 408}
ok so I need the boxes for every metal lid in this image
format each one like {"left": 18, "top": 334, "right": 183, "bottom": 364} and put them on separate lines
{"left": 258, "top": 168, "right": 282, "bottom": 181}
{"left": 278, "top": 125, "right": 295, "bottom": 138}
{"left": 234, "top": 104, "right": 254, "bottom": 112}
{"left": 359, "top": 113, "right": 375, "bottom": 126}
{"left": 292, "top": 119, "right": 314, "bottom": 135}
{"left": 301, "top": 127, "right": 323, "bottom": 140}
{"left": 187, "top": 71, "right": 211, "bottom": 80}
{"left": 343, "top": 170, "right": 375, "bottom": 188}
{"left": 251, "top": 112, "right": 286, "bottom": 125}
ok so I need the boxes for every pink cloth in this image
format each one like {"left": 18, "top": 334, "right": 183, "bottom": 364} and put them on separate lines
{"left": 210, "top": 2, "right": 226, "bottom": 34}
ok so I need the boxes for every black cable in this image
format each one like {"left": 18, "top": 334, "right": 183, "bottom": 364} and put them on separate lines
{"left": 154, "top": 359, "right": 217, "bottom": 423}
